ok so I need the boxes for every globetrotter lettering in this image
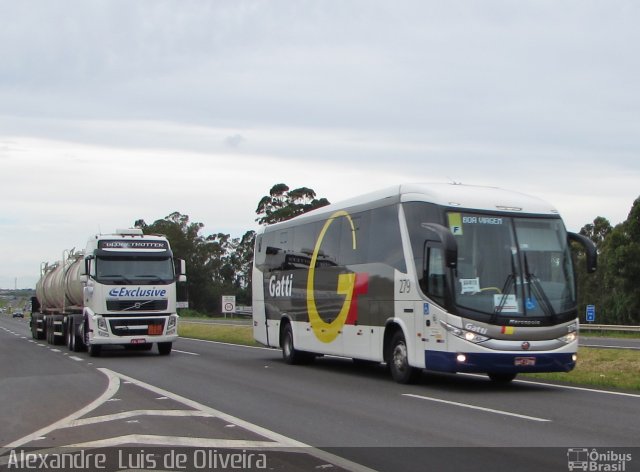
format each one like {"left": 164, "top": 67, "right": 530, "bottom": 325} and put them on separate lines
{"left": 108, "top": 287, "right": 168, "bottom": 298}
{"left": 100, "top": 240, "right": 168, "bottom": 250}
{"left": 269, "top": 274, "right": 293, "bottom": 297}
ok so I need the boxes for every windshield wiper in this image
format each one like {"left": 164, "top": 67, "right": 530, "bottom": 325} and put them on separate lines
{"left": 493, "top": 249, "right": 518, "bottom": 320}
{"left": 99, "top": 275, "right": 134, "bottom": 284}
{"left": 523, "top": 252, "right": 556, "bottom": 318}
{"left": 134, "top": 274, "right": 167, "bottom": 282}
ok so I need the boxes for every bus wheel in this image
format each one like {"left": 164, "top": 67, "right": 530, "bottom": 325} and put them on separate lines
{"left": 282, "top": 323, "right": 312, "bottom": 365}
{"left": 488, "top": 373, "right": 517, "bottom": 383}
{"left": 389, "top": 331, "right": 420, "bottom": 384}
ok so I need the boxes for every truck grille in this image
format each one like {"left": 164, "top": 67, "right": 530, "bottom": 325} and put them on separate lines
{"left": 109, "top": 318, "right": 166, "bottom": 337}
{"left": 106, "top": 300, "right": 168, "bottom": 311}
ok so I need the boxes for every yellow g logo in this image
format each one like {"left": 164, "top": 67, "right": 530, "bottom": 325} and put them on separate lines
{"left": 307, "top": 210, "right": 356, "bottom": 343}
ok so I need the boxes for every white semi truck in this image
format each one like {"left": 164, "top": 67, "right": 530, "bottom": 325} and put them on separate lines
{"left": 31, "top": 229, "right": 186, "bottom": 356}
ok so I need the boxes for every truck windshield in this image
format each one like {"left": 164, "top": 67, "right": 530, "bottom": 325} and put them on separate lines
{"left": 96, "top": 256, "right": 174, "bottom": 284}
{"left": 450, "top": 212, "right": 576, "bottom": 318}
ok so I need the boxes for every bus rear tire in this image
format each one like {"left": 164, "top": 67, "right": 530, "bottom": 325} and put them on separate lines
{"left": 488, "top": 373, "right": 517, "bottom": 383}
{"left": 389, "top": 331, "right": 421, "bottom": 384}
{"left": 282, "top": 323, "right": 312, "bottom": 365}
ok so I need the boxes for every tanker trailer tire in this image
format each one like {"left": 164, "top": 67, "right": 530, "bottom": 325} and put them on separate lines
{"left": 51, "top": 315, "right": 65, "bottom": 346}
{"left": 158, "top": 342, "right": 172, "bottom": 356}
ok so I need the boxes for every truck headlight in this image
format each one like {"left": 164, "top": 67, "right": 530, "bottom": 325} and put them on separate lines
{"left": 166, "top": 315, "right": 178, "bottom": 335}
{"left": 97, "top": 317, "right": 109, "bottom": 337}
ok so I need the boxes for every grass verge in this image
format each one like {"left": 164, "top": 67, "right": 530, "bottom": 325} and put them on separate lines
{"left": 178, "top": 322, "right": 260, "bottom": 347}
{"left": 522, "top": 347, "right": 640, "bottom": 391}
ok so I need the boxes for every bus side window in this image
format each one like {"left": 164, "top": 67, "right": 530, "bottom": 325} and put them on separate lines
{"left": 425, "top": 244, "right": 445, "bottom": 305}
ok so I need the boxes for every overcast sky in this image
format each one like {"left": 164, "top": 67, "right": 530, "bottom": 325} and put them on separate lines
{"left": 1, "top": 1, "right": 639, "bottom": 289}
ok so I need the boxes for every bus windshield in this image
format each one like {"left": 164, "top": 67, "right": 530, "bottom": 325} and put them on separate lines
{"left": 451, "top": 213, "right": 576, "bottom": 318}
{"left": 95, "top": 256, "right": 175, "bottom": 285}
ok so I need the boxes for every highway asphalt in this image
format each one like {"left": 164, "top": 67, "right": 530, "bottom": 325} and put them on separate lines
{"left": 1, "top": 316, "right": 639, "bottom": 472}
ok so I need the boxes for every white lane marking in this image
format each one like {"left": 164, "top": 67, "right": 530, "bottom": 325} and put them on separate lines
{"left": 69, "top": 356, "right": 83, "bottom": 361}
{"left": 173, "top": 349, "right": 200, "bottom": 356}
{"left": 64, "top": 410, "right": 214, "bottom": 428}
{"left": 179, "top": 336, "right": 274, "bottom": 351}
{"left": 100, "top": 369, "right": 377, "bottom": 472}
{"left": 403, "top": 393, "right": 551, "bottom": 423}
{"left": 4, "top": 370, "right": 121, "bottom": 448}
{"left": 67, "top": 435, "right": 282, "bottom": 449}
{"left": 460, "top": 373, "right": 640, "bottom": 399}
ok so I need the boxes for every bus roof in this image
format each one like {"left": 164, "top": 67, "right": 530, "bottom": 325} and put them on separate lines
{"left": 261, "top": 183, "right": 560, "bottom": 230}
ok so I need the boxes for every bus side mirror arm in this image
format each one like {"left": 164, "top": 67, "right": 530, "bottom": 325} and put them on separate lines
{"left": 568, "top": 232, "right": 597, "bottom": 273}
{"left": 421, "top": 223, "right": 458, "bottom": 268}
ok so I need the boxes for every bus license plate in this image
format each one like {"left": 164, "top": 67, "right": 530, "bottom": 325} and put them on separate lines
{"left": 131, "top": 338, "right": 146, "bottom": 345}
{"left": 514, "top": 357, "right": 536, "bottom": 366}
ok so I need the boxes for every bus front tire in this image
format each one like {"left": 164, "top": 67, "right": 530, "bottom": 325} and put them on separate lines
{"left": 488, "top": 373, "right": 517, "bottom": 383}
{"left": 389, "top": 331, "right": 421, "bottom": 384}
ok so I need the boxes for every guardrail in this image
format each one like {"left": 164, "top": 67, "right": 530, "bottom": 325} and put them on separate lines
{"left": 581, "top": 324, "right": 640, "bottom": 333}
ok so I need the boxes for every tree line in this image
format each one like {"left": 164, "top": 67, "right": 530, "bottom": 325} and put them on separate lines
{"left": 575, "top": 196, "right": 640, "bottom": 324}
{"left": 136, "top": 184, "right": 639, "bottom": 325}
{"left": 133, "top": 184, "right": 329, "bottom": 313}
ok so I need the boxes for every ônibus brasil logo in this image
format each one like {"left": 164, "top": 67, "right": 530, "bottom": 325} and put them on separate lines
{"left": 567, "top": 448, "right": 632, "bottom": 472}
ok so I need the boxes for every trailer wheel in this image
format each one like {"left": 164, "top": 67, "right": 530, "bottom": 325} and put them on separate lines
{"left": 158, "top": 342, "right": 172, "bottom": 356}
{"left": 389, "top": 331, "right": 421, "bottom": 384}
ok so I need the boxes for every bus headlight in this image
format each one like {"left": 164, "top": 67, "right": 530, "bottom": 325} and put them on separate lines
{"left": 558, "top": 331, "right": 578, "bottom": 344}
{"left": 440, "top": 320, "right": 489, "bottom": 344}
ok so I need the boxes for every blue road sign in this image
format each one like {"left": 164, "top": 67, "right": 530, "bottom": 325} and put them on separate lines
{"left": 586, "top": 305, "right": 596, "bottom": 323}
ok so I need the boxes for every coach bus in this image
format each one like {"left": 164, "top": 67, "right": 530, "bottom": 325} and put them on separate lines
{"left": 252, "top": 183, "right": 596, "bottom": 383}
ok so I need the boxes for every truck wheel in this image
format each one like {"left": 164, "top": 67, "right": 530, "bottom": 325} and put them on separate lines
{"left": 84, "top": 322, "right": 101, "bottom": 357}
{"left": 30, "top": 317, "right": 38, "bottom": 339}
{"left": 35, "top": 316, "right": 45, "bottom": 340}
{"left": 389, "top": 331, "right": 421, "bottom": 384}
{"left": 66, "top": 321, "right": 74, "bottom": 351}
{"left": 158, "top": 342, "right": 172, "bottom": 356}
{"left": 88, "top": 343, "right": 102, "bottom": 357}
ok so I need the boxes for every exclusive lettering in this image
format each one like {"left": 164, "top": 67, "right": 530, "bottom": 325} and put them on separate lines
{"left": 108, "top": 287, "right": 167, "bottom": 298}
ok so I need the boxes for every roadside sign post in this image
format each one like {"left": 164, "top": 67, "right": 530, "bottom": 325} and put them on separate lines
{"left": 586, "top": 305, "right": 596, "bottom": 323}
{"left": 222, "top": 295, "right": 236, "bottom": 318}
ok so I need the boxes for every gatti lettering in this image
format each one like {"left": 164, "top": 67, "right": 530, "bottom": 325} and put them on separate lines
{"left": 269, "top": 274, "right": 293, "bottom": 297}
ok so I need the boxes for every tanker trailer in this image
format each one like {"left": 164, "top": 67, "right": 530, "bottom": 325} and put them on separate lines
{"left": 31, "top": 250, "right": 84, "bottom": 348}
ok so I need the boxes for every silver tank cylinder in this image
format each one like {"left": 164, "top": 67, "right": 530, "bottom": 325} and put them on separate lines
{"left": 36, "top": 253, "right": 84, "bottom": 312}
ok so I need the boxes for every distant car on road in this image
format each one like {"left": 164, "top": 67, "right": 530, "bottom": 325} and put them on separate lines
{"left": 12, "top": 312, "right": 24, "bottom": 318}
